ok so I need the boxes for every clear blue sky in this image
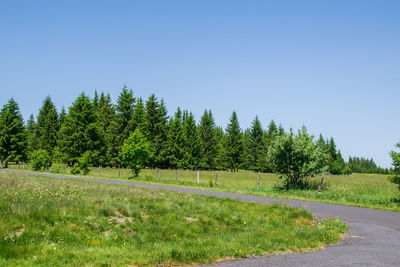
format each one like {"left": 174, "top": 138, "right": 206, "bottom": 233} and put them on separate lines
{"left": 0, "top": 0, "right": 399, "bottom": 168}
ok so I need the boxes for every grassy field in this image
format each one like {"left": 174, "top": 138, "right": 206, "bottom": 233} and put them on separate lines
{"left": 0, "top": 172, "right": 347, "bottom": 266}
{"left": 6, "top": 163, "right": 400, "bottom": 212}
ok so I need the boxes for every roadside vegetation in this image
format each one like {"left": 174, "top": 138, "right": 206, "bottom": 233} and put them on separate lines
{"left": 0, "top": 172, "right": 347, "bottom": 266}
{"left": 6, "top": 164, "right": 400, "bottom": 212}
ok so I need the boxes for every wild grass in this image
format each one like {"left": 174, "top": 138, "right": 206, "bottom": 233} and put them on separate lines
{"left": 7, "top": 162, "right": 400, "bottom": 212}
{"left": 0, "top": 172, "right": 347, "bottom": 266}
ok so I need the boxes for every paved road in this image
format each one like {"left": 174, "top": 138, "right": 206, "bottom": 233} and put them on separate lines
{"left": 1, "top": 169, "right": 400, "bottom": 266}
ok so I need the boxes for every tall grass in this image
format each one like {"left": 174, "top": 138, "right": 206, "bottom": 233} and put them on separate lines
{"left": 0, "top": 172, "right": 347, "bottom": 266}
{"left": 6, "top": 162, "right": 400, "bottom": 212}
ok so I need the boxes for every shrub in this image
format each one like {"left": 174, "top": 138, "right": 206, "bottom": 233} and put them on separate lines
{"left": 388, "top": 142, "right": 400, "bottom": 193}
{"left": 30, "top": 149, "right": 51, "bottom": 171}
{"left": 71, "top": 164, "right": 80, "bottom": 174}
{"left": 79, "top": 151, "right": 91, "bottom": 175}
{"left": 121, "top": 130, "right": 152, "bottom": 177}
{"left": 268, "top": 127, "right": 328, "bottom": 189}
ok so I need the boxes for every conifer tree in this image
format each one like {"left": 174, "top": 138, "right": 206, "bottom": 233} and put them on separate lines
{"left": 181, "top": 111, "right": 201, "bottom": 169}
{"left": 199, "top": 110, "right": 217, "bottom": 169}
{"left": 247, "top": 116, "right": 265, "bottom": 171}
{"left": 26, "top": 114, "right": 36, "bottom": 153}
{"left": 0, "top": 98, "right": 28, "bottom": 167}
{"left": 57, "top": 93, "right": 102, "bottom": 165}
{"left": 166, "top": 108, "right": 184, "bottom": 169}
{"left": 59, "top": 106, "right": 66, "bottom": 128}
{"left": 115, "top": 85, "right": 135, "bottom": 144}
{"left": 33, "top": 96, "right": 59, "bottom": 155}
{"left": 97, "top": 93, "right": 116, "bottom": 166}
{"left": 143, "top": 95, "right": 168, "bottom": 168}
{"left": 130, "top": 97, "right": 145, "bottom": 133}
{"left": 225, "top": 111, "right": 243, "bottom": 171}
{"left": 215, "top": 126, "right": 228, "bottom": 170}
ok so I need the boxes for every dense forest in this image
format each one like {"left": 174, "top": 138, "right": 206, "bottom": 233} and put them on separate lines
{"left": 0, "top": 86, "right": 389, "bottom": 175}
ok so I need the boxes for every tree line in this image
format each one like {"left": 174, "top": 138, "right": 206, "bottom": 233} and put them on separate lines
{"left": 0, "top": 85, "right": 388, "bottom": 176}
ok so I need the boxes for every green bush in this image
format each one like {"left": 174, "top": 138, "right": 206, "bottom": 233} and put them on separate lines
{"left": 388, "top": 144, "right": 400, "bottom": 192}
{"left": 71, "top": 164, "right": 80, "bottom": 175}
{"left": 79, "top": 151, "right": 91, "bottom": 175}
{"left": 268, "top": 127, "right": 328, "bottom": 189}
{"left": 30, "top": 150, "right": 51, "bottom": 171}
{"left": 121, "top": 130, "right": 152, "bottom": 177}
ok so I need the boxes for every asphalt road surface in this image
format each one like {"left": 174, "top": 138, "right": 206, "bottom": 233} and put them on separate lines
{"left": 1, "top": 169, "right": 400, "bottom": 266}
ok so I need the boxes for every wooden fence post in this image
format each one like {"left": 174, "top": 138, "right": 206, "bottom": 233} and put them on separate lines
{"left": 257, "top": 172, "right": 261, "bottom": 190}
{"left": 318, "top": 175, "right": 324, "bottom": 194}
{"left": 67, "top": 165, "right": 70, "bottom": 173}
{"left": 215, "top": 172, "right": 218, "bottom": 186}
{"left": 197, "top": 170, "right": 200, "bottom": 184}
{"left": 98, "top": 166, "right": 100, "bottom": 176}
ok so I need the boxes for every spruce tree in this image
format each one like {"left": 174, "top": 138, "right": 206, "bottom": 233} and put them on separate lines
{"left": 113, "top": 86, "right": 136, "bottom": 166}
{"left": 0, "top": 98, "right": 28, "bottom": 167}
{"left": 143, "top": 95, "right": 168, "bottom": 168}
{"left": 59, "top": 106, "right": 66, "bottom": 129}
{"left": 97, "top": 93, "right": 116, "bottom": 166}
{"left": 198, "top": 110, "right": 217, "bottom": 169}
{"left": 26, "top": 114, "right": 36, "bottom": 153}
{"left": 33, "top": 96, "right": 59, "bottom": 155}
{"left": 215, "top": 126, "right": 228, "bottom": 170}
{"left": 166, "top": 108, "right": 184, "bottom": 169}
{"left": 225, "top": 111, "right": 243, "bottom": 171}
{"left": 181, "top": 111, "right": 201, "bottom": 169}
{"left": 247, "top": 116, "right": 265, "bottom": 171}
{"left": 57, "top": 93, "right": 102, "bottom": 165}
{"left": 115, "top": 85, "right": 135, "bottom": 142}
{"left": 130, "top": 97, "right": 145, "bottom": 133}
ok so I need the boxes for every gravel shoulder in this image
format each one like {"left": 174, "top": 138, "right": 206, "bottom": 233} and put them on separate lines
{"left": 2, "top": 169, "right": 400, "bottom": 266}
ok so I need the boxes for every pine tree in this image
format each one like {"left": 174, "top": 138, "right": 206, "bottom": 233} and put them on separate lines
{"left": 247, "top": 116, "right": 265, "bottom": 171}
{"left": 57, "top": 93, "right": 102, "bottom": 165}
{"left": 143, "top": 95, "right": 168, "bottom": 168}
{"left": 198, "top": 110, "right": 217, "bottom": 169}
{"left": 166, "top": 108, "right": 184, "bottom": 169}
{"left": 215, "top": 126, "right": 228, "bottom": 170}
{"left": 130, "top": 97, "right": 145, "bottom": 133}
{"left": 26, "top": 114, "right": 36, "bottom": 153}
{"left": 225, "top": 111, "right": 243, "bottom": 171}
{"left": 181, "top": 111, "right": 201, "bottom": 169}
{"left": 93, "top": 90, "right": 99, "bottom": 110}
{"left": 97, "top": 93, "right": 116, "bottom": 166}
{"left": 114, "top": 86, "right": 136, "bottom": 166}
{"left": 33, "top": 96, "right": 59, "bottom": 155}
{"left": 59, "top": 106, "right": 66, "bottom": 128}
{"left": 0, "top": 98, "right": 28, "bottom": 167}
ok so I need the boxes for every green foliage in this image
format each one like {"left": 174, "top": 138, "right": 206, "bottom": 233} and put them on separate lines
{"left": 121, "top": 130, "right": 152, "bottom": 177}
{"left": 166, "top": 108, "right": 184, "bottom": 169}
{"left": 347, "top": 156, "right": 387, "bottom": 174}
{"left": 143, "top": 95, "right": 169, "bottom": 168}
{"left": 78, "top": 151, "right": 91, "bottom": 175}
{"left": 246, "top": 116, "right": 265, "bottom": 171}
{"left": 199, "top": 110, "right": 218, "bottom": 169}
{"left": 225, "top": 111, "right": 243, "bottom": 171}
{"left": 268, "top": 127, "right": 328, "bottom": 189}
{"left": 57, "top": 93, "right": 102, "bottom": 165}
{"left": 30, "top": 149, "right": 51, "bottom": 171}
{"left": 0, "top": 98, "right": 28, "bottom": 167}
{"left": 33, "top": 96, "right": 59, "bottom": 155}
{"left": 388, "top": 142, "right": 400, "bottom": 192}
{"left": 181, "top": 111, "right": 201, "bottom": 169}
{"left": 342, "top": 166, "right": 353, "bottom": 175}
{"left": 114, "top": 86, "right": 136, "bottom": 165}
{"left": 70, "top": 164, "right": 81, "bottom": 174}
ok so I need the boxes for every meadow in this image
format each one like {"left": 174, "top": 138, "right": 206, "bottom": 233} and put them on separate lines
{"left": 0, "top": 172, "right": 347, "bottom": 266}
{"left": 6, "top": 162, "right": 400, "bottom": 212}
